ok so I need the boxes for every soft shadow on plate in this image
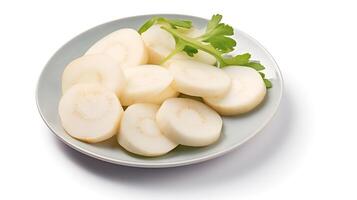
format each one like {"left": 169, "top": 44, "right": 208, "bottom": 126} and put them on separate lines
{"left": 52, "top": 89, "right": 295, "bottom": 189}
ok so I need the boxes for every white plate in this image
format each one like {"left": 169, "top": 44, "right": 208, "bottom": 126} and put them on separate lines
{"left": 36, "top": 14, "right": 283, "bottom": 168}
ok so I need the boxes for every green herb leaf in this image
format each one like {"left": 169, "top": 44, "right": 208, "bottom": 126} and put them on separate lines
{"left": 259, "top": 72, "right": 265, "bottom": 79}
{"left": 138, "top": 14, "right": 272, "bottom": 88}
{"left": 244, "top": 61, "right": 265, "bottom": 71}
{"left": 205, "top": 24, "right": 234, "bottom": 38}
{"left": 183, "top": 45, "right": 198, "bottom": 57}
{"left": 138, "top": 17, "right": 158, "bottom": 34}
{"left": 167, "top": 19, "right": 192, "bottom": 29}
{"left": 206, "top": 14, "right": 223, "bottom": 33}
{"left": 138, "top": 17, "right": 192, "bottom": 34}
{"left": 204, "top": 36, "right": 236, "bottom": 53}
{"left": 264, "top": 79, "right": 272, "bottom": 88}
{"left": 222, "top": 53, "right": 251, "bottom": 66}
{"left": 201, "top": 18, "right": 235, "bottom": 54}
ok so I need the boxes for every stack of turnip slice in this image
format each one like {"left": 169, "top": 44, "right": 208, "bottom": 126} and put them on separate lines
{"left": 59, "top": 24, "right": 267, "bottom": 157}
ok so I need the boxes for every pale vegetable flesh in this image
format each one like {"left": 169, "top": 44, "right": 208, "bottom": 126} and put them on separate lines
{"left": 59, "top": 84, "right": 123, "bottom": 143}
{"left": 167, "top": 60, "right": 231, "bottom": 97}
{"left": 62, "top": 54, "right": 126, "bottom": 96}
{"left": 156, "top": 98, "right": 222, "bottom": 146}
{"left": 204, "top": 66, "right": 267, "bottom": 115}
{"left": 118, "top": 103, "right": 178, "bottom": 156}
{"left": 86, "top": 28, "right": 148, "bottom": 68}
{"left": 120, "top": 65, "right": 174, "bottom": 106}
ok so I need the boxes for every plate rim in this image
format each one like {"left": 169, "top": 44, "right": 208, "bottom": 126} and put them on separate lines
{"left": 36, "top": 13, "right": 284, "bottom": 168}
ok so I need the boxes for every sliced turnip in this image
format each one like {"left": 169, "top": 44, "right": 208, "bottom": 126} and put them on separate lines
{"left": 156, "top": 98, "right": 222, "bottom": 146}
{"left": 120, "top": 65, "right": 174, "bottom": 106}
{"left": 167, "top": 60, "right": 231, "bottom": 97}
{"left": 204, "top": 66, "right": 266, "bottom": 115}
{"left": 59, "top": 84, "right": 123, "bottom": 143}
{"left": 62, "top": 54, "right": 125, "bottom": 96}
{"left": 86, "top": 28, "right": 148, "bottom": 68}
{"left": 118, "top": 103, "right": 178, "bottom": 156}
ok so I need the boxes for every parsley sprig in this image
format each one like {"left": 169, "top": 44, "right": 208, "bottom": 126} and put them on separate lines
{"left": 138, "top": 14, "right": 272, "bottom": 88}
{"left": 138, "top": 16, "right": 192, "bottom": 34}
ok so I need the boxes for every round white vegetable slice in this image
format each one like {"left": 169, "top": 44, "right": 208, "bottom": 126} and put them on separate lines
{"left": 145, "top": 86, "right": 179, "bottom": 104}
{"left": 120, "top": 65, "right": 173, "bottom": 106}
{"left": 59, "top": 84, "right": 123, "bottom": 143}
{"left": 141, "top": 25, "right": 175, "bottom": 64}
{"left": 167, "top": 60, "right": 231, "bottom": 97}
{"left": 62, "top": 54, "right": 125, "bottom": 96}
{"left": 118, "top": 103, "right": 178, "bottom": 156}
{"left": 85, "top": 28, "right": 148, "bottom": 68}
{"left": 122, "top": 85, "right": 179, "bottom": 106}
{"left": 156, "top": 98, "right": 222, "bottom": 146}
{"left": 142, "top": 25, "right": 216, "bottom": 65}
{"left": 123, "top": 86, "right": 180, "bottom": 105}
{"left": 204, "top": 66, "right": 266, "bottom": 115}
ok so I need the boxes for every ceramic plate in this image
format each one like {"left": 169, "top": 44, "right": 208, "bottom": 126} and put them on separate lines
{"left": 36, "top": 14, "right": 283, "bottom": 168}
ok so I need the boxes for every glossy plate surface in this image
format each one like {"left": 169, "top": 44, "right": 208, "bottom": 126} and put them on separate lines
{"left": 36, "top": 14, "right": 283, "bottom": 168}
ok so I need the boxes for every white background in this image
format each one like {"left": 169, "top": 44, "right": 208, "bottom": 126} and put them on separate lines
{"left": 0, "top": 0, "right": 356, "bottom": 199}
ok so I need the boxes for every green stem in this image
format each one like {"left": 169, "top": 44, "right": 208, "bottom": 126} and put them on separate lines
{"left": 161, "top": 26, "right": 226, "bottom": 66}
{"left": 160, "top": 47, "right": 182, "bottom": 65}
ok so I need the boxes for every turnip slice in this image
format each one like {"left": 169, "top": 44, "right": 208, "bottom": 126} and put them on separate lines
{"left": 86, "top": 28, "right": 148, "bottom": 68}
{"left": 120, "top": 65, "right": 174, "bottom": 106}
{"left": 62, "top": 54, "right": 125, "bottom": 96}
{"left": 118, "top": 103, "right": 178, "bottom": 156}
{"left": 204, "top": 66, "right": 266, "bottom": 115}
{"left": 59, "top": 84, "right": 123, "bottom": 143}
{"left": 121, "top": 86, "right": 179, "bottom": 106}
{"left": 156, "top": 98, "right": 222, "bottom": 147}
{"left": 167, "top": 60, "right": 231, "bottom": 97}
